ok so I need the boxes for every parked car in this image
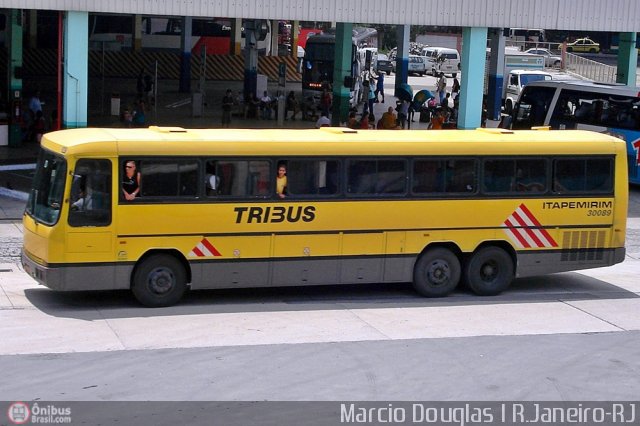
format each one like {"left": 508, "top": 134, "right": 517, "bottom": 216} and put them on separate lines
{"left": 376, "top": 53, "right": 394, "bottom": 75}
{"left": 407, "top": 55, "right": 427, "bottom": 76}
{"left": 566, "top": 37, "right": 600, "bottom": 54}
{"left": 524, "top": 48, "right": 562, "bottom": 67}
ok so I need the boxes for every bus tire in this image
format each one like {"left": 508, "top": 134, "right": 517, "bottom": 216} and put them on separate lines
{"left": 413, "top": 248, "right": 461, "bottom": 297}
{"left": 132, "top": 254, "right": 187, "bottom": 307}
{"left": 464, "top": 246, "right": 514, "bottom": 296}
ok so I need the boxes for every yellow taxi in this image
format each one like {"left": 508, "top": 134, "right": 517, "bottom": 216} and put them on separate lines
{"left": 566, "top": 37, "right": 600, "bottom": 54}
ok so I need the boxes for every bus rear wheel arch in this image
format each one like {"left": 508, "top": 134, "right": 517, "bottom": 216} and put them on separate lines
{"left": 413, "top": 247, "right": 461, "bottom": 297}
{"left": 132, "top": 253, "right": 188, "bottom": 307}
{"left": 463, "top": 246, "right": 514, "bottom": 296}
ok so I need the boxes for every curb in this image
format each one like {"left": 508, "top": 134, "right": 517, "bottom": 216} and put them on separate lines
{"left": 0, "top": 187, "right": 29, "bottom": 201}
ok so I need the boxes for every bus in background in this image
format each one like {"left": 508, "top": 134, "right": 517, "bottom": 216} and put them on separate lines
{"left": 88, "top": 14, "right": 271, "bottom": 55}
{"left": 509, "top": 80, "right": 640, "bottom": 184}
{"left": 302, "top": 27, "right": 377, "bottom": 108}
{"left": 22, "top": 126, "right": 627, "bottom": 307}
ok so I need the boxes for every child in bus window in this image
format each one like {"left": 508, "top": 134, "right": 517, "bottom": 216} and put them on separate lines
{"left": 276, "top": 163, "right": 287, "bottom": 198}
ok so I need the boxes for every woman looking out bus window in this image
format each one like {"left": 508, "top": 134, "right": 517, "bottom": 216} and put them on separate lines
{"left": 122, "top": 160, "right": 141, "bottom": 200}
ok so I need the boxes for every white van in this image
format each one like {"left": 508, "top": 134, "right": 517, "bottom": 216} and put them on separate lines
{"left": 429, "top": 47, "right": 460, "bottom": 78}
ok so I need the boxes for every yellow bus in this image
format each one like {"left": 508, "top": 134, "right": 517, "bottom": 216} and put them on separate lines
{"left": 22, "top": 126, "right": 627, "bottom": 307}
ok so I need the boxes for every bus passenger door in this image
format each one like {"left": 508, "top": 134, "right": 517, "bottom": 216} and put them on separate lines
{"left": 65, "top": 159, "right": 114, "bottom": 262}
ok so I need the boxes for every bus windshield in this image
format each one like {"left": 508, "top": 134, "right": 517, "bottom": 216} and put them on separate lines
{"left": 26, "top": 150, "right": 67, "bottom": 225}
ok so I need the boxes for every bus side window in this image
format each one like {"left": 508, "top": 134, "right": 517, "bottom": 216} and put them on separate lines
{"left": 286, "top": 159, "right": 339, "bottom": 196}
{"left": 515, "top": 159, "right": 546, "bottom": 192}
{"left": 554, "top": 159, "right": 584, "bottom": 192}
{"left": 447, "top": 160, "right": 476, "bottom": 193}
{"left": 412, "top": 160, "right": 441, "bottom": 193}
{"left": 207, "top": 160, "right": 269, "bottom": 198}
{"left": 483, "top": 160, "right": 514, "bottom": 192}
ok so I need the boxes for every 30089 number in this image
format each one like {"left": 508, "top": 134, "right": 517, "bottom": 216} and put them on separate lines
{"left": 587, "top": 209, "right": 612, "bottom": 216}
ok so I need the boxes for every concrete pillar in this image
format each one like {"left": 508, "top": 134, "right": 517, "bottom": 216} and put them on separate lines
{"left": 243, "top": 20, "right": 259, "bottom": 101}
{"left": 231, "top": 18, "right": 242, "bottom": 56}
{"left": 616, "top": 32, "right": 638, "bottom": 85}
{"left": 487, "top": 28, "right": 506, "bottom": 120}
{"left": 133, "top": 15, "right": 142, "bottom": 51}
{"left": 395, "top": 25, "right": 410, "bottom": 97}
{"left": 271, "top": 20, "right": 279, "bottom": 56}
{"left": 63, "top": 11, "right": 89, "bottom": 128}
{"left": 8, "top": 9, "right": 23, "bottom": 146}
{"left": 331, "top": 22, "right": 353, "bottom": 126}
{"left": 179, "top": 17, "right": 192, "bottom": 93}
{"left": 291, "top": 20, "right": 300, "bottom": 58}
{"left": 458, "top": 27, "right": 487, "bottom": 129}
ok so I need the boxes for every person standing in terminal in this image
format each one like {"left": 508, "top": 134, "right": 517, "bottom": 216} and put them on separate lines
{"left": 436, "top": 73, "right": 447, "bottom": 105}
{"left": 221, "top": 89, "right": 233, "bottom": 128}
{"left": 374, "top": 72, "right": 385, "bottom": 103}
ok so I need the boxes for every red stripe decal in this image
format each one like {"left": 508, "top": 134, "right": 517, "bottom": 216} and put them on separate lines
{"left": 192, "top": 246, "right": 204, "bottom": 257}
{"left": 512, "top": 211, "right": 545, "bottom": 247}
{"left": 201, "top": 238, "right": 222, "bottom": 257}
{"left": 519, "top": 204, "right": 558, "bottom": 246}
{"left": 505, "top": 218, "right": 531, "bottom": 248}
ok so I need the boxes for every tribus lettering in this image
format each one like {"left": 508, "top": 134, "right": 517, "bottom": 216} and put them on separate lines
{"left": 235, "top": 206, "right": 316, "bottom": 223}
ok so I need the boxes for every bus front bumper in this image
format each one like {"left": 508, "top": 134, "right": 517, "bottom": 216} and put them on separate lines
{"left": 22, "top": 249, "right": 132, "bottom": 291}
{"left": 22, "top": 249, "right": 65, "bottom": 290}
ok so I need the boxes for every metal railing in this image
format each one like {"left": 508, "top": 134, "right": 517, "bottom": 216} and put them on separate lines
{"left": 563, "top": 52, "right": 617, "bottom": 83}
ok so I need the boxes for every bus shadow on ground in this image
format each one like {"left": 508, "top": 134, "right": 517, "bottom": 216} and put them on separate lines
{"left": 24, "top": 271, "right": 639, "bottom": 321}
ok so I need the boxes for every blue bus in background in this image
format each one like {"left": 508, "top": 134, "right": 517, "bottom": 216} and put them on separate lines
{"left": 510, "top": 80, "right": 640, "bottom": 184}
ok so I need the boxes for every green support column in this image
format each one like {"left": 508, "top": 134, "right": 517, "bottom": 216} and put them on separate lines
{"left": 458, "top": 27, "right": 487, "bottom": 129}
{"left": 8, "top": 10, "right": 23, "bottom": 146}
{"left": 332, "top": 22, "right": 352, "bottom": 126}
{"left": 616, "top": 32, "right": 638, "bottom": 85}
{"left": 63, "top": 11, "right": 89, "bottom": 128}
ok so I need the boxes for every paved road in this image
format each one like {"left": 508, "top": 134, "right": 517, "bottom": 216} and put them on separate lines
{"left": 0, "top": 188, "right": 639, "bottom": 408}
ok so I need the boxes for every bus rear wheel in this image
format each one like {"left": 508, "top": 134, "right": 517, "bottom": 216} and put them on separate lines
{"left": 413, "top": 248, "right": 461, "bottom": 297}
{"left": 132, "top": 254, "right": 187, "bottom": 307}
{"left": 464, "top": 246, "right": 514, "bottom": 296}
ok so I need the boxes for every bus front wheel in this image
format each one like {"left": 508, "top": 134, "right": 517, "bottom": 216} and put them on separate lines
{"left": 464, "top": 246, "right": 514, "bottom": 296}
{"left": 132, "top": 254, "right": 187, "bottom": 307}
{"left": 413, "top": 248, "right": 461, "bottom": 297}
